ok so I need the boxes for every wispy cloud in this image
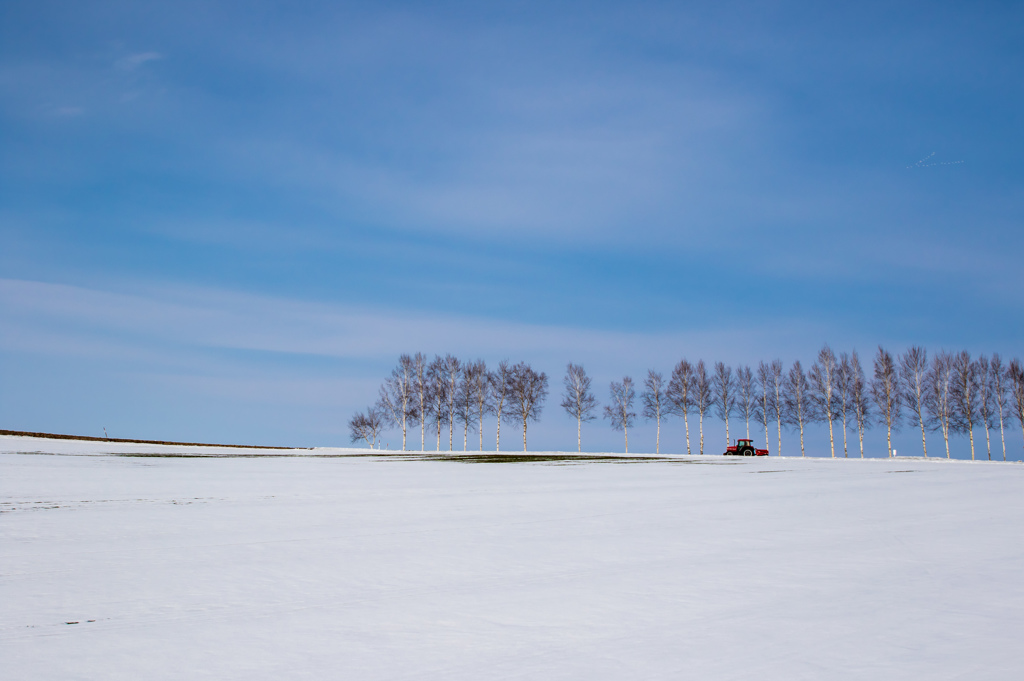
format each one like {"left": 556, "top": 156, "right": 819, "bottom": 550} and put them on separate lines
{"left": 50, "top": 105, "right": 84, "bottom": 117}
{"left": 0, "top": 277, "right": 834, "bottom": 373}
{"left": 115, "top": 52, "right": 163, "bottom": 71}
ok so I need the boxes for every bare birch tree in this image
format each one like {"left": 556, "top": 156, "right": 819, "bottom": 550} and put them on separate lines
{"left": 927, "top": 351, "right": 954, "bottom": 459}
{"left": 455, "top": 363, "right": 477, "bottom": 451}
{"left": 835, "top": 353, "right": 852, "bottom": 457}
{"left": 467, "top": 359, "right": 491, "bottom": 451}
{"left": 850, "top": 350, "right": 870, "bottom": 458}
{"left": 605, "top": 376, "right": 637, "bottom": 453}
{"left": 413, "top": 352, "right": 428, "bottom": 450}
{"left": 667, "top": 360, "right": 695, "bottom": 455}
{"left": 736, "top": 365, "right": 754, "bottom": 440}
{"left": 641, "top": 370, "right": 666, "bottom": 454}
{"left": 990, "top": 354, "right": 1009, "bottom": 461}
{"left": 560, "top": 363, "right": 597, "bottom": 452}
{"left": 809, "top": 344, "right": 840, "bottom": 458}
{"left": 426, "top": 355, "right": 448, "bottom": 451}
{"left": 694, "top": 360, "right": 712, "bottom": 455}
{"left": 490, "top": 360, "right": 513, "bottom": 451}
{"left": 951, "top": 351, "right": 980, "bottom": 460}
{"left": 712, "top": 362, "right": 735, "bottom": 446}
{"left": 768, "top": 360, "right": 784, "bottom": 455}
{"left": 871, "top": 346, "right": 901, "bottom": 458}
{"left": 380, "top": 354, "right": 418, "bottom": 451}
{"left": 977, "top": 356, "right": 995, "bottom": 461}
{"left": 505, "top": 362, "right": 548, "bottom": 451}
{"left": 1010, "top": 359, "right": 1024, "bottom": 454}
{"left": 784, "top": 360, "right": 811, "bottom": 457}
{"left": 755, "top": 361, "right": 778, "bottom": 454}
{"left": 899, "top": 346, "right": 929, "bottom": 458}
{"left": 441, "top": 355, "right": 462, "bottom": 451}
{"left": 348, "top": 405, "right": 384, "bottom": 449}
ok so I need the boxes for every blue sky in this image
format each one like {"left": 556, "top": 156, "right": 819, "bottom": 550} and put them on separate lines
{"left": 1, "top": 1, "right": 1022, "bottom": 454}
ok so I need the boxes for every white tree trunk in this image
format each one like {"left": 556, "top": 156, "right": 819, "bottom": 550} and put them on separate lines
{"left": 624, "top": 425, "right": 629, "bottom": 454}
{"left": 655, "top": 417, "right": 660, "bottom": 455}
{"left": 998, "top": 410, "right": 1007, "bottom": 461}
{"left": 699, "top": 414, "right": 704, "bottom": 455}
{"left": 917, "top": 406, "right": 928, "bottom": 457}
{"left": 522, "top": 417, "right": 528, "bottom": 452}
{"left": 799, "top": 416, "right": 805, "bottom": 457}
{"left": 684, "top": 411, "right": 691, "bottom": 456}
{"left": 577, "top": 417, "right": 582, "bottom": 452}
{"left": 776, "top": 415, "right": 782, "bottom": 457}
{"left": 841, "top": 414, "right": 848, "bottom": 458}
{"left": 828, "top": 418, "right": 835, "bottom": 458}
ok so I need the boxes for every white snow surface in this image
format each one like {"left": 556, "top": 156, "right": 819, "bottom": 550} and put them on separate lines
{"left": 3, "top": 435, "right": 1024, "bottom": 680}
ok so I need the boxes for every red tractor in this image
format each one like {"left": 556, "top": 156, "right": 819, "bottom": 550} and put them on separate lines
{"left": 723, "top": 438, "right": 769, "bottom": 456}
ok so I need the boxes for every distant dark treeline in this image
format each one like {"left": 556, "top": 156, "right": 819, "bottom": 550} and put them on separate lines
{"left": 349, "top": 347, "right": 1024, "bottom": 460}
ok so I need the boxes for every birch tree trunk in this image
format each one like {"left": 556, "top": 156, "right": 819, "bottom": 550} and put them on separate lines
{"left": 799, "top": 409, "right": 805, "bottom": 457}
{"left": 684, "top": 411, "right": 691, "bottom": 456}
{"left": 699, "top": 414, "right": 704, "bottom": 455}
{"left": 762, "top": 412, "right": 769, "bottom": 456}
{"left": 919, "top": 417, "right": 928, "bottom": 457}
{"left": 999, "top": 409, "right": 1007, "bottom": 461}
{"left": 777, "top": 416, "right": 782, "bottom": 457}
{"left": 841, "top": 413, "right": 848, "bottom": 458}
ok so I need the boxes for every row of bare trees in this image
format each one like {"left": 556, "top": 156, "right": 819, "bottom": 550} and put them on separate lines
{"left": 350, "top": 348, "right": 1024, "bottom": 458}
{"left": 348, "top": 354, "right": 548, "bottom": 451}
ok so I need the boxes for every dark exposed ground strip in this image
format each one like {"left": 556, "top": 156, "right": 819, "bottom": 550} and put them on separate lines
{"left": 0, "top": 429, "right": 305, "bottom": 450}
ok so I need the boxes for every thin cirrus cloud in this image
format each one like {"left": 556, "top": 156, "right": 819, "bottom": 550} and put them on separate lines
{"left": 114, "top": 51, "right": 162, "bottom": 71}
{"left": 0, "top": 277, "right": 835, "bottom": 371}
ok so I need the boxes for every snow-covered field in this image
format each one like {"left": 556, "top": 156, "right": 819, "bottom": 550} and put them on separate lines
{"left": 3, "top": 435, "right": 1023, "bottom": 680}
